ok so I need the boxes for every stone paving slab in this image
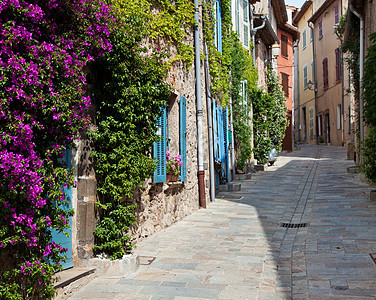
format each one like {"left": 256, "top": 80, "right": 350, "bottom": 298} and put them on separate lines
{"left": 68, "top": 145, "right": 376, "bottom": 300}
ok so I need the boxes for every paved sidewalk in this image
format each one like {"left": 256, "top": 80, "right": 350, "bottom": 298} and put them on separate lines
{"left": 69, "top": 145, "right": 376, "bottom": 300}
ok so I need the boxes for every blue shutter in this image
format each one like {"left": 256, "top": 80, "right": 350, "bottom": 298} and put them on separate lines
{"left": 223, "top": 108, "right": 229, "bottom": 182}
{"left": 213, "top": 99, "right": 218, "bottom": 161}
{"left": 153, "top": 108, "right": 167, "bottom": 183}
{"left": 217, "top": 105, "right": 224, "bottom": 163}
{"left": 217, "top": 0, "right": 222, "bottom": 53}
{"left": 179, "top": 96, "right": 187, "bottom": 182}
{"left": 51, "top": 148, "right": 73, "bottom": 270}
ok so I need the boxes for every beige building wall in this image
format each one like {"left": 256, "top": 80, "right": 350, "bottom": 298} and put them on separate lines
{"left": 312, "top": 0, "right": 351, "bottom": 147}
{"left": 296, "top": 3, "right": 316, "bottom": 144}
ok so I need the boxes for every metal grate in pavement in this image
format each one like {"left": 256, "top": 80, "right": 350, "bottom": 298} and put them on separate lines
{"left": 280, "top": 222, "right": 308, "bottom": 228}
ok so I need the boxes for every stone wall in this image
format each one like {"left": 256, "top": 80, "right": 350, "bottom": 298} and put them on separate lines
{"left": 72, "top": 6, "right": 210, "bottom": 265}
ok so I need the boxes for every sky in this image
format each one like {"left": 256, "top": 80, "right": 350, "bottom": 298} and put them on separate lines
{"left": 285, "top": 0, "right": 306, "bottom": 9}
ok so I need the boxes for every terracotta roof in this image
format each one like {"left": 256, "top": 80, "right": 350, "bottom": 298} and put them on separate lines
{"left": 279, "top": 22, "right": 300, "bottom": 40}
{"left": 292, "top": 0, "right": 312, "bottom": 25}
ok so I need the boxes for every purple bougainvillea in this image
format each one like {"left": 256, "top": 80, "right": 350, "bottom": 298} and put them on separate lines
{"left": 0, "top": 0, "right": 112, "bottom": 298}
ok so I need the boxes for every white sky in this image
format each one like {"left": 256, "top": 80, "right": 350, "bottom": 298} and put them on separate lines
{"left": 285, "top": 0, "right": 306, "bottom": 9}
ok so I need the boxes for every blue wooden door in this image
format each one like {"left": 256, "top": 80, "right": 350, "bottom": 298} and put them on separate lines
{"left": 51, "top": 149, "right": 73, "bottom": 270}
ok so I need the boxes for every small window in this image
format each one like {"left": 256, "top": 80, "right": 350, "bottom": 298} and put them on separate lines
{"left": 334, "top": 4, "right": 339, "bottom": 25}
{"left": 302, "top": 28, "right": 307, "bottom": 50}
{"left": 281, "top": 35, "right": 288, "bottom": 57}
{"left": 303, "top": 64, "right": 308, "bottom": 90}
{"left": 319, "top": 20, "right": 323, "bottom": 39}
{"left": 323, "top": 58, "right": 328, "bottom": 89}
{"left": 281, "top": 73, "right": 289, "bottom": 97}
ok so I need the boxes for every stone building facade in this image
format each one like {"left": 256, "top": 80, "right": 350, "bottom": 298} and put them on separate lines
{"left": 70, "top": 6, "right": 210, "bottom": 267}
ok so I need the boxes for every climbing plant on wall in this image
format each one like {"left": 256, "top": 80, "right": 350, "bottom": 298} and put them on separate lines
{"left": 90, "top": 0, "right": 195, "bottom": 260}
{"left": 252, "top": 68, "right": 288, "bottom": 164}
{"left": 362, "top": 32, "right": 376, "bottom": 184}
{"left": 0, "top": 1, "right": 112, "bottom": 298}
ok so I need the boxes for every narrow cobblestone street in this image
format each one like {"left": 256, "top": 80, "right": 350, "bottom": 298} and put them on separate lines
{"left": 69, "top": 145, "right": 376, "bottom": 300}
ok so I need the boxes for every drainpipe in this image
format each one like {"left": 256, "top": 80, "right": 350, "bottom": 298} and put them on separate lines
{"left": 349, "top": 4, "right": 364, "bottom": 146}
{"left": 251, "top": 15, "right": 266, "bottom": 65}
{"left": 293, "top": 40, "right": 300, "bottom": 143}
{"left": 334, "top": 28, "right": 345, "bottom": 145}
{"left": 229, "top": 71, "right": 236, "bottom": 181}
{"left": 194, "top": 0, "right": 206, "bottom": 208}
{"left": 308, "top": 22, "right": 318, "bottom": 145}
{"left": 203, "top": 40, "right": 216, "bottom": 203}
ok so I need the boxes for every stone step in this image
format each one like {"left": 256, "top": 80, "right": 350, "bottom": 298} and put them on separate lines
{"left": 54, "top": 267, "right": 96, "bottom": 300}
{"left": 219, "top": 182, "right": 241, "bottom": 192}
{"left": 235, "top": 173, "right": 252, "bottom": 181}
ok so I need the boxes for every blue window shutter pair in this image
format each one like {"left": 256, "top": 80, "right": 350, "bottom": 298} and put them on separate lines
{"left": 179, "top": 96, "right": 187, "bottom": 182}
{"left": 153, "top": 108, "right": 167, "bottom": 183}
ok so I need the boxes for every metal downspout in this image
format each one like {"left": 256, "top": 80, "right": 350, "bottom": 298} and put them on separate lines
{"left": 349, "top": 4, "right": 364, "bottom": 146}
{"left": 229, "top": 72, "right": 236, "bottom": 181}
{"left": 293, "top": 40, "right": 300, "bottom": 143}
{"left": 309, "top": 22, "right": 318, "bottom": 145}
{"left": 194, "top": 0, "right": 206, "bottom": 208}
{"left": 251, "top": 16, "right": 266, "bottom": 65}
{"left": 203, "top": 40, "right": 216, "bottom": 203}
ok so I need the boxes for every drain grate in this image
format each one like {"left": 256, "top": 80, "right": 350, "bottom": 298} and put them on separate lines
{"left": 280, "top": 222, "right": 308, "bottom": 228}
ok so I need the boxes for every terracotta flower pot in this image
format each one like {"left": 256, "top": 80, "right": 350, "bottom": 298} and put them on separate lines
{"left": 166, "top": 173, "right": 179, "bottom": 183}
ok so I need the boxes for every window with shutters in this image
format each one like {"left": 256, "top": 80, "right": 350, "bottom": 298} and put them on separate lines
{"left": 309, "top": 107, "right": 314, "bottom": 139}
{"left": 281, "top": 73, "right": 289, "bottom": 97}
{"left": 335, "top": 47, "right": 342, "bottom": 81}
{"left": 334, "top": 4, "right": 339, "bottom": 25}
{"left": 323, "top": 58, "right": 328, "bottom": 89}
{"left": 302, "top": 28, "right": 307, "bottom": 50}
{"left": 242, "top": 0, "right": 249, "bottom": 49}
{"left": 153, "top": 96, "right": 187, "bottom": 183}
{"left": 281, "top": 35, "right": 288, "bottom": 58}
{"left": 303, "top": 64, "right": 308, "bottom": 90}
{"left": 319, "top": 19, "right": 323, "bottom": 39}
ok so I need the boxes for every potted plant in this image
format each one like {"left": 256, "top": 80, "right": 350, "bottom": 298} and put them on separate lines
{"left": 166, "top": 151, "right": 183, "bottom": 182}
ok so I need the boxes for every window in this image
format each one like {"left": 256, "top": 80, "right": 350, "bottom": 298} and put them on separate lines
{"left": 214, "top": 0, "right": 222, "bottom": 53}
{"left": 335, "top": 47, "right": 342, "bottom": 81}
{"left": 281, "top": 73, "right": 289, "bottom": 97}
{"left": 303, "top": 64, "right": 308, "bottom": 90}
{"left": 281, "top": 35, "right": 288, "bottom": 57}
{"left": 322, "top": 58, "right": 328, "bottom": 89}
{"left": 236, "top": 0, "right": 240, "bottom": 34}
{"left": 337, "top": 104, "right": 342, "bottom": 129}
{"left": 242, "top": 0, "right": 249, "bottom": 49}
{"left": 319, "top": 19, "right": 323, "bottom": 39}
{"left": 309, "top": 107, "right": 314, "bottom": 139}
{"left": 153, "top": 97, "right": 187, "bottom": 183}
{"left": 334, "top": 4, "right": 339, "bottom": 25}
{"left": 302, "top": 28, "right": 307, "bottom": 50}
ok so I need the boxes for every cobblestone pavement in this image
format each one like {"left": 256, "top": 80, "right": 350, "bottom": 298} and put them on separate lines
{"left": 69, "top": 145, "right": 376, "bottom": 300}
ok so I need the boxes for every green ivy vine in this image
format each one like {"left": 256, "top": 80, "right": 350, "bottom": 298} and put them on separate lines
{"left": 362, "top": 32, "right": 376, "bottom": 184}
{"left": 89, "top": 0, "right": 196, "bottom": 259}
{"left": 251, "top": 68, "right": 288, "bottom": 164}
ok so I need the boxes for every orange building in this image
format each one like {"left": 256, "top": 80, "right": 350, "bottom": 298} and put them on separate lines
{"left": 277, "top": 6, "right": 299, "bottom": 152}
